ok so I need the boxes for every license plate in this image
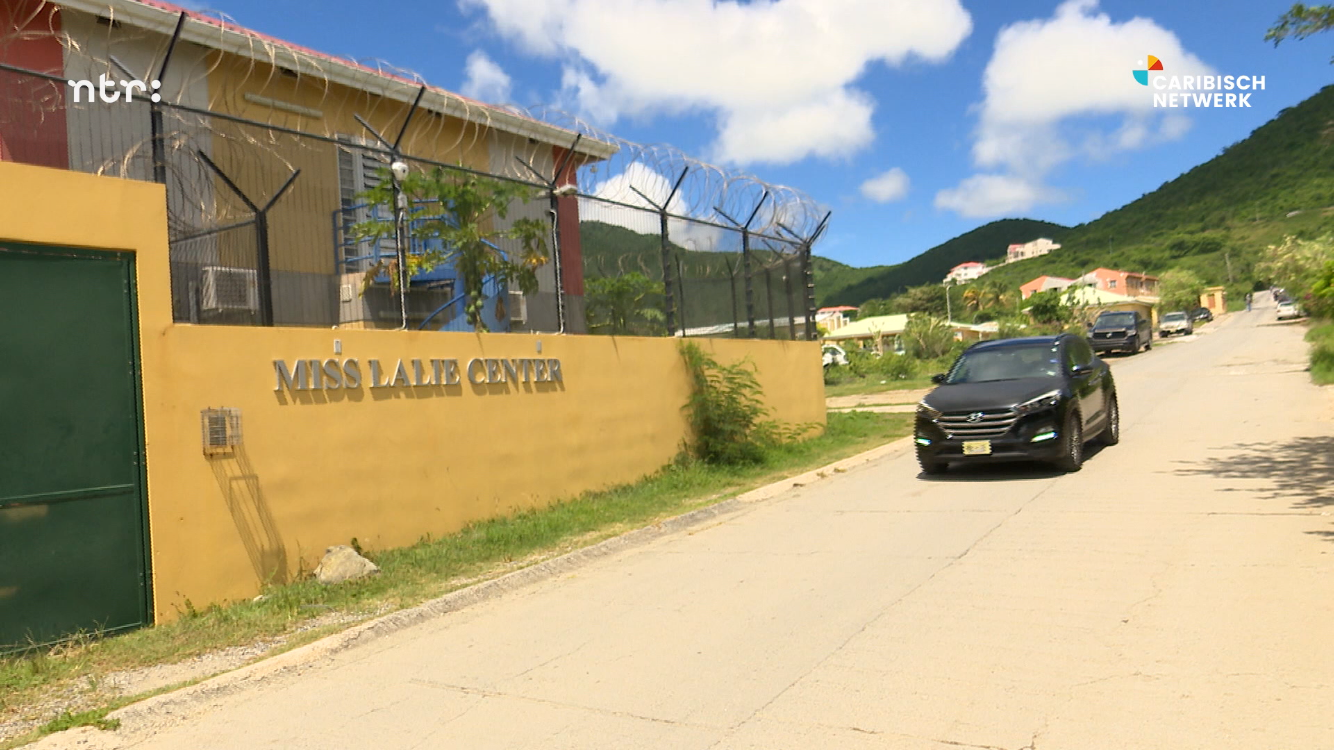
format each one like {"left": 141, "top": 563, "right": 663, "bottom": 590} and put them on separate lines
{"left": 963, "top": 440, "right": 992, "bottom": 456}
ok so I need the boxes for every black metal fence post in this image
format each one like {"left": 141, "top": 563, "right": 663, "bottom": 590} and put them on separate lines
{"left": 725, "top": 257, "right": 740, "bottom": 338}
{"left": 517, "top": 134, "right": 584, "bottom": 334}
{"left": 629, "top": 168, "right": 687, "bottom": 337}
{"left": 676, "top": 255, "right": 688, "bottom": 337}
{"left": 765, "top": 266, "right": 776, "bottom": 339}
{"left": 802, "top": 240, "right": 815, "bottom": 340}
{"left": 658, "top": 211, "right": 675, "bottom": 335}
{"left": 715, "top": 192, "right": 769, "bottom": 339}
{"left": 196, "top": 150, "right": 300, "bottom": 327}
{"left": 785, "top": 258, "right": 796, "bottom": 340}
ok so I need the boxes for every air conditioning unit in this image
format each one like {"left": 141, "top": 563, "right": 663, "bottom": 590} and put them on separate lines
{"left": 201, "top": 266, "right": 259, "bottom": 312}
{"left": 508, "top": 290, "right": 527, "bottom": 324}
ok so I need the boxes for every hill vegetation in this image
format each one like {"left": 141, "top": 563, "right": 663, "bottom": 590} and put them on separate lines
{"left": 852, "top": 84, "right": 1334, "bottom": 313}
{"left": 579, "top": 84, "right": 1334, "bottom": 326}
{"left": 819, "top": 219, "right": 1070, "bottom": 305}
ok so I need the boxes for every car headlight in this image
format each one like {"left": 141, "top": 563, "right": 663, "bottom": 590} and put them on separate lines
{"left": 916, "top": 401, "right": 941, "bottom": 420}
{"left": 1014, "top": 389, "right": 1062, "bottom": 415}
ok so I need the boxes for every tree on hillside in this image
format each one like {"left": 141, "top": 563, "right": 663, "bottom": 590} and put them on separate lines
{"left": 1158, "top": 269, "right": 1207, "bottom": 312}
{"left": 855, "top": 298, "right": 896, "bottom": 319}
{"left": 1026, "top": 288, "right": 1073, "bottom": 326}
{"left": 1258, "top": 234, "right": 1334, "bottom": 303}
{"left": 892, "top": 284, "right": 947, "bottom": 316}
{"left": 1267, "top": 4, "right": 1334, "bottom": 60}
{"left": 901, "top": 314, "right": 956, "bottom": 359}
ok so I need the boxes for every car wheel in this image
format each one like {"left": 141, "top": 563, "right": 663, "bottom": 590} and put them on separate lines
{"left": 1100, "top": 393, "right": 1120, "bottom": 446}
{"left": 917, "top": 448, "right": 948, "bottom": 476}
{"left": 1145, "top": 336, "right": 1152, "bottom": 350}
{"left": 1054, "top": 409, "right": 1083, "bottom": 473}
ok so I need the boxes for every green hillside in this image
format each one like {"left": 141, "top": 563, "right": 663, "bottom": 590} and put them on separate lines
{"left": 947, "top": 84, "right": 1334, "bottom": 297}
{"left": 583, "top": 83, "right": 1334, "bottom": 321}
{"left": 820, "top": 219, "right": 1070, "bottom": 305}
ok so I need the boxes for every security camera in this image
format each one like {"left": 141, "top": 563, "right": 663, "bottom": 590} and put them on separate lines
{"left": 390, "top": 160, "right": 409, "bottom": 182}
{"left": 552, "top": 184, "right": 578, "bottom": 197}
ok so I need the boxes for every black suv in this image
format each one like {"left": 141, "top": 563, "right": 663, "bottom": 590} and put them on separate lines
{"left": 1088, "top": 310, "right": 1152, "bottom": 354}
{"left": 915, "top": 334, "right": 1118, "bottom": 474}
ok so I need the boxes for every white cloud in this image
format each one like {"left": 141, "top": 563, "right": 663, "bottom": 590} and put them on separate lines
{"left": 558, "top": 66, "right": 621, "bottom": 126}
{"left": 937, "top": 0, "right": 1211, "bottom": 217}
{"left": 579, "top": 163, "right": 724, "bottom": 249}
{"left": 934, "top": 174, "right": 1066, "bottom": 218}
{"left": 860, "top": 167, "right": 911, "bottom": 203}
{"left": 460, "top": 0, "right": 972, "bottom": 165}
{"left": 713, "top": 90, "right": 875, "bottom": 165}
{"left": 461, "top": 51, "right": 513, "bottom": 103}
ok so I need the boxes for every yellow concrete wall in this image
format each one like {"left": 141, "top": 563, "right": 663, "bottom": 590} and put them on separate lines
{"left": 0, "top": 161, "right": 825, "bottom": 622}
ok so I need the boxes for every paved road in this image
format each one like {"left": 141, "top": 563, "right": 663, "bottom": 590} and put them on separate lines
{"left": 43, "top": 298, "right": 1334, "bottom": 750}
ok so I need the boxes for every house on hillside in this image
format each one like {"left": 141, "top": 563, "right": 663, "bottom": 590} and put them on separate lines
{"left": 1020, "top": 275, "right": 1075, "bottom": 299}
{"left": 816, "top": 305, "right": 857, "bottom": 333}
{"left": 944, "top": 261, "right": 991, "bottom": 285}
{"left": 0, "top": 0, "right": 617, "bottom": 332}
{"left": 1078, "top": 268, "right": 1159, "bottom": 298}
{"left": 1024, "top": 285, "right": 1158, "bottom": 327}
{"left": 1006, "top": 238, "right": 1061, "bottom": 263}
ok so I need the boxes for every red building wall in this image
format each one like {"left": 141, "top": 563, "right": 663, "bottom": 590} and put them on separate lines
{"left": 0, "top": 0, "right": 68, "bottom": 168}
{"left": 552, "top": 144, "right": 584, "bottom": 297}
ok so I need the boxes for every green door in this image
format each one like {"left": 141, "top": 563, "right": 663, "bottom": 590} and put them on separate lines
{"left": 0, "top": 241, "right": 151, "bottom": 651}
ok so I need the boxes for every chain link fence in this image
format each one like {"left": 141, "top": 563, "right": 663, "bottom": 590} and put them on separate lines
{"left": 1, "top": 4, "right": 827, "bottom": 338}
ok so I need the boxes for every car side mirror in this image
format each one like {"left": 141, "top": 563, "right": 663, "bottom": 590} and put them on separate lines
{"left": 930, "top": 373, "right": 946, "bottom": 384}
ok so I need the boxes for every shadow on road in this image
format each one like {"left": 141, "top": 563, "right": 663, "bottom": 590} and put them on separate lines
{"left": 1172, "top": 436, "right": 1334, "bottom": 541}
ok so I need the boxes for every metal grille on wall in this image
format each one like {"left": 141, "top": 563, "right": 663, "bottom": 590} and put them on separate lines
{"left": 0, "top": 1, "right": 829, "bottom": 338}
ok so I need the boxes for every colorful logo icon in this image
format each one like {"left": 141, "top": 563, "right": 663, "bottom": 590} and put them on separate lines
{"left": 1133, "top": 55, "right": 1164, "bottom": 86}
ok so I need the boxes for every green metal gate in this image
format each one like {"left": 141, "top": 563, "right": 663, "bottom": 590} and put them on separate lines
{"left": 0, "top": 241, "right": 151, "bottom": 652}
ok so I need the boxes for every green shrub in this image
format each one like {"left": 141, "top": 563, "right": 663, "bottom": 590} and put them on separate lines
{"left": 679, "top": 342, "right": 780, "bottom": 465}
{"left": 902, "top": 314, "right": 955, "bottom": 359}
{"left": 1307, "top": 322, "right": 1334, "bottom": 385}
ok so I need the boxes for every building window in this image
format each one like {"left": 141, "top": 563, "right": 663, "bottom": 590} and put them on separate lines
{"left": 1108, "top": 279, "right": 1117, "bottom": 289}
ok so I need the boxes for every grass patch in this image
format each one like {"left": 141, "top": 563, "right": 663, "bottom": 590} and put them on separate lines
{"left": 1306, "top": 321, "right": 1334, "bottom": 385}
{"left": 0, "top": 410, "right": 910, "bottom": 742}
{"left": 39, "top": 708, "right": 119, "bottom": 734}
{"left": 824, "top": 375, "right": 936, "bottom": 399}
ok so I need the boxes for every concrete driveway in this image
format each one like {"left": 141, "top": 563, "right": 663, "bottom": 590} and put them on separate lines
{"left": 38, "top": 297, "right": 1334, "bottom": 749}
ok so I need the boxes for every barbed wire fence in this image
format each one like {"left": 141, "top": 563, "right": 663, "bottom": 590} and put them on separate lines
{"left": 0, "top": 1, "right": 829, "bottom": 338}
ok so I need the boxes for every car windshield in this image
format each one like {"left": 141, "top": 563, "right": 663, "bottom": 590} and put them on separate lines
{"left": 945, "top": 344, "right": 1062, "bottom": 384}
{"left": 1163, "top": 312, "right": 1187, "bottom": 322}
{"left": 1096, "top": 312, "right": 1136, "bottom": 326}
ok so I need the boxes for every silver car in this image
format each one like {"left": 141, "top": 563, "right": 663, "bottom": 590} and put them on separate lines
{"left": 1158, "top": 311, "right": 1193, "bottom": 337}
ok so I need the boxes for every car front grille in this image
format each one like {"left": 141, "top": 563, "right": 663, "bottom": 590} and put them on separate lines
{"left": 937, "top": 410, "right": 1019, "bottom": 439}
{"left": 1093, "top": 331, "right": 1126, "bottom": 339}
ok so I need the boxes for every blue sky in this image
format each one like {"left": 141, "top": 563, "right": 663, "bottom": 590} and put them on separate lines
{"left": 194, "top": 0, "right": 1331, "bottom": 267}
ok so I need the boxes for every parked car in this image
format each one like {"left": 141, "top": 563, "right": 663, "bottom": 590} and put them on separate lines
{"left": 914, "top": 334, "right": 1118, "bottom": 474}
{"left": 1088, "top": 310, "right": 1152, "bottom": 354}
{"left": 1158, "top": 311, "right": 1194, "bottom": 337}
{"left": 1276, "top": 301, "right": 1303, "bottom": 321}
{"left": 821, "top": 343, "right": 849, "bottom": 368}
{"left": 1189, "top": 307, "right": 1214, "bottom": 323}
